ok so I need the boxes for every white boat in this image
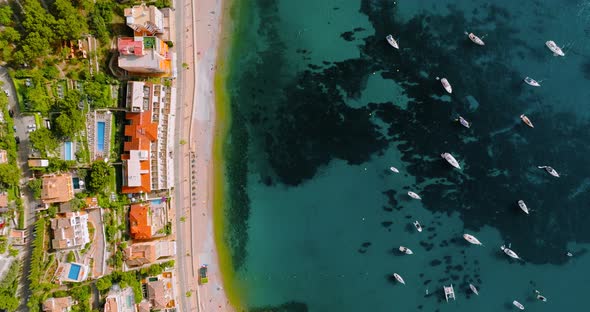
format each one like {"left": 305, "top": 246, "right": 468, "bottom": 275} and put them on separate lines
{"left": 457, "top": 116, "right": 471, "bottom": 128}
{"left": 399, "top": 246, "right": 414, "bottom": 255}
{"left": 463, "top": 234, "right": 484, "bottom": 246}
{"left": 413, "top": 221, "right": 423, "bottom": 232}
{"left": 520, "top": 114, "right": 534, "bottom": 128}
{"left": 524, "top": 77, "right": 541, "bottom": 87}
{"left": 444, "top": 284, "right": 456, "bottom": 302}
{"left": 408, "top": 191, "right": 421, "bottom": 200}
{"left": 393, "top": 273, "right": 405, "bottom": 285}
{"left": 501, "top": 245, "right": 521, "bottom": 260}
{"left": 513, "top": 300, "right": 525, "bottom": 310}
{"left": 440, "top": 78, "right": 453, "bottom": 94}
{"left": 469, "top": 284, "right": 479, "bottom": 295}
{"left": 545, "top": 40, "right": 565, "bottom": 56}
{"left": 537, "top": 166, "right": 559, "bottom": 177}
{"left": 467, "top": 32, "right": 485, "bottom": 46}
{"left": 389, "top": 166, "right": 400, "bottom": 173}
{"left": 518, "top": 200, "right": 529, "bottom": 215}
{"left": 534, "top": 290, "right": 547, "bottom": 302}
{"left": 441, "top": 153, "right": 461, "bottom": 169}
{"left": 386, "top": 35, "right": 399, "bottom": 49}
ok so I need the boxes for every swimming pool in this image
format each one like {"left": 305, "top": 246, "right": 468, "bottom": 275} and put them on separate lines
{"left": 64, "top": 141, "right": 73, "bottom": 161}
{"left": 97, "top": 121, "right": 105, "bottom": 153}
{"left": 68, "top": 263, "right": 81, "bottom": 280}
{"left": 151, "top": 198, "right": 162, "bottom": 205}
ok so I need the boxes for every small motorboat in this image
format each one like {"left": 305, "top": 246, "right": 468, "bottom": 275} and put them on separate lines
{"left": 513, "top": 300, "right": 525, "bottom": 310}
{"left": 524, "top": 77, "right": 541, "bottom": 87}
{"left": 469, "top": 284, "right": 479, "bottom": 295}
{"left": 439, "top": 77, "right": 453, "bottom": 94}
{"left": 501, "top": 245, "right": 521, "bottom": 260}
{"left": 537, "top": 166, "right": 559, "bottom": 177}
{"left": 386, "top": 35, "right": 399, "bottom": 49}
{"left": 520, "top": 114, "right": 534, "bottom": 128}
{"left": 463, "top": 234, "right": 484, "bottom": 246}
{"left": 393, "top": 273, "right": 405, "bottom": 285}
{"left": 546, "top": 40, "right": 565, "bottom": 56}
{"left": 466, "top": 32, "right": 485, "bottom": 46}
{"left": 399, "top": 246, "right": 414, "bottom": 255}
{"left": 457, "top": 116, "right": 471, "bottom": 128}
{"left": 566, "top": 251, "right": 573, "bottom": 257}
{"left": 518, "top": 200, "right": 529, "bottom": 215}
{"left": 389, "top": 166, "right": 400, "bottom": 173}
{"left": 534, "top": 290, "right": 547, "bottom": 302}
{"left": 444, "top": 284, "right": 456, "bottom": 302}
{"left": 441, "top": 153, "right": 461, "bottom": 169}
{"left": 408, "top": 191, "right": 422, "bottom": 200}
{"left": 413, "top": 221, "right": 423, "bottom": 232}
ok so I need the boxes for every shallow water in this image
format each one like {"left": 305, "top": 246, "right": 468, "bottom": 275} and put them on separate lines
{"left": 224, "top": 0, "right": 590, "bottom": 310}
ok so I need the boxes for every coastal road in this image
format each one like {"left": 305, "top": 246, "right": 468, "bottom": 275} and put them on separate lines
{"left": 173, "top": 0, "right": 200, "bottom": 311}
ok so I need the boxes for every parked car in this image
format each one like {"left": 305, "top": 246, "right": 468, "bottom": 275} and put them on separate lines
{"left": 15, "top": 137, "right": 20, "bottom": 144}
{"left": 198, "top": 265, "right": 208, "bottom": 285}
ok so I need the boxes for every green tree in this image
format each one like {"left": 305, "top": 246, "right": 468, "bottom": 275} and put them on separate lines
{"left": 27, "top": 178, "right": 42, "bottom": 199}
{"left": 29, "top": 128, "right": 59, "bottom": 156}
{"left": 0, "top": 163, "right": 19, "bottom": 188}
{"left": 0, "top": 5, "right": 13, "bottom": 26}
{"left": 95, "top": 276, "right": 112, "bottom": 292}
{"left": 88, "top": 160, "right": 112, "bottom": 193}
{"left": 53, "top": 0, "right": 88, "bottom": 40}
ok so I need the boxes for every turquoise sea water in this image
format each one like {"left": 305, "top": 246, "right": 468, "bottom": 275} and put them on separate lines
{"left": 224, "top": 0, "right": 590, "bottom": 311}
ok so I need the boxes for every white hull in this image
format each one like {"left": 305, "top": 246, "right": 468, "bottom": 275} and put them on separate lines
{"left": 501, "top": 245, "right": 521, "bottom": 260}
{"left": 546, "top": 40, "right": 565, "bottom": 56}
{"left": 469, "top": 284, "right": 479, "bottom": 295}
{"left": 520, "top": 114, "right": 534, "bottom": 128}
{"left": 518, "top": 200, "right": 529, "bottom": 214}
{"left": 444, "top": 285, "right": 456, "bottom": 302}
{"left": 440, "top": 78, "right": 452, "bottom": 94}
{"left": 513, "top": 300, "right": 525, "bottom": 310}
{"left": 389, "top": 166, "right": 400, "bottom": 173}
{"left": 524, "top": 77, "right": 541, "bottom": 87}
{"left": 386, "top": 35, "right": 399, "bottom": 49}
{"left": 393, "top": 273, "right": 405, "bottom": 285}
{"left": 399, "top": 246, "right": 414, "bottom": 255}
{"left": 538, "top": 166, "right": 559, "bottom": 177}
{"left": 441, "top": 153, "right": 461, "bottom": 169}
{"left": 463, "top": 234, "right": 483, "bottom": 246}
{"left": 458, "top": 116, "right": 471, "bottom": 128}
{"left": 468, "top": 33, "right": 485, "bottom": 46}
{"left": 408, "top": 191, "right": 421, "bottom": 200}
{"left": 413, "top": 221, "right": 423, "bottom": 232}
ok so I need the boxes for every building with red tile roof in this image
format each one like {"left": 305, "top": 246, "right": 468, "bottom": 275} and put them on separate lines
{"left": 129, "top": 203, "right": 152, "bottom": 240}
{"left": 117, "top": 36, "right": 171, "bottom": 75}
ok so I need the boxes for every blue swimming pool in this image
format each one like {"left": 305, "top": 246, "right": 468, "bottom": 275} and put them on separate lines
{"left": 97, "top": 121, "right": 105, "bottom": 153}
{"left": 151, "top": 199, "right": 162, "bottom": 205}
{"left": 64, "top": 141, "right": 73, "bottom": 161}
{"left": 68, "top": 263, "right": 81, "bottom": 280}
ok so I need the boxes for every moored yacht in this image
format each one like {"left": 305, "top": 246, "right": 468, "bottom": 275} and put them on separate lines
{"left": 467, "top": 32, "right": 485, "bottom": 45}
{"left": 463, "top": 233, "right": 484, "bottom": 246}
{"left": 501, "top": 245, "right": 521, "bottom": 260}
{"left": 469, "top": 284, "right": 479, "bottom": 295}
{"left": 524, "top": 77, "right": 541, "bottom": 87}
{"left": 444, "top": 284, "right": 456, "bottom": 302}
{"left": 537, "top": 165, "right": 559, "bottom": 177}
{"left": 393, "top": 273, "right": 405, "bottom": 285}
{"left": 390, "top": 166, "right": 400, "bottom": 173}
{"left": 399, "top": 246, "right": 414, "bottom": 255}
{"left": 457, "top": 116, "right": 471, "bottom": 128}
{"left": 520, "top": 114, "right": 534, "bottom": 128}
{"left": 413, "top": 221, "right": 423, "bottom": 232}
{"left": 441, "top": 152, "right": 461, "bottom": 169}
{"left": 546, "top": 40, "right": 565, "bottom": 56}
{"left": 408, "top": 191, "right": 422, "bottom": 200}
{"left": 518, "top": 200, "right": 529, "bottom": 214}
{"left": 439, "top": 77, "right": 453, "bottom": 94}
{"left": 386, "top": 34, "right": 399, "bottom": 49}
{"left": 513, "top": 300, "right": 525, "bottom": 310}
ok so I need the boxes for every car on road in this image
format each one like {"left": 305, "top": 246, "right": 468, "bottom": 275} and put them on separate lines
{"left": 27, "top": 128, "right": 35, "bottom": 133}
{"left": 15, "top": 137, "right": 20, "bottom": 144}
{"left": 27, "top": 124, "right": 36, "bottom": 129}
{"left": 3, "top": 89, "right": 8, "bottom": 96}
{"left": 198, "top": 265, "right": 208, "bottom": 285}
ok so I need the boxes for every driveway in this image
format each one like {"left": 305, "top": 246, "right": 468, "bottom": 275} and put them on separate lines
{"left": 85, "top": 208, "right": 106, "bottom": 278}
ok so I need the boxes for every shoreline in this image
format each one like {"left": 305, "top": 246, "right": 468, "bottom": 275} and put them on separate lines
{"left": 189, "top": 0, "right": 237, "bottom": 310}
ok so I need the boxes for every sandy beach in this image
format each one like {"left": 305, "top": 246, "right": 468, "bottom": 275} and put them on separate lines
{"left": 174, "top": 0, "right": 234, "bottom": 310}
